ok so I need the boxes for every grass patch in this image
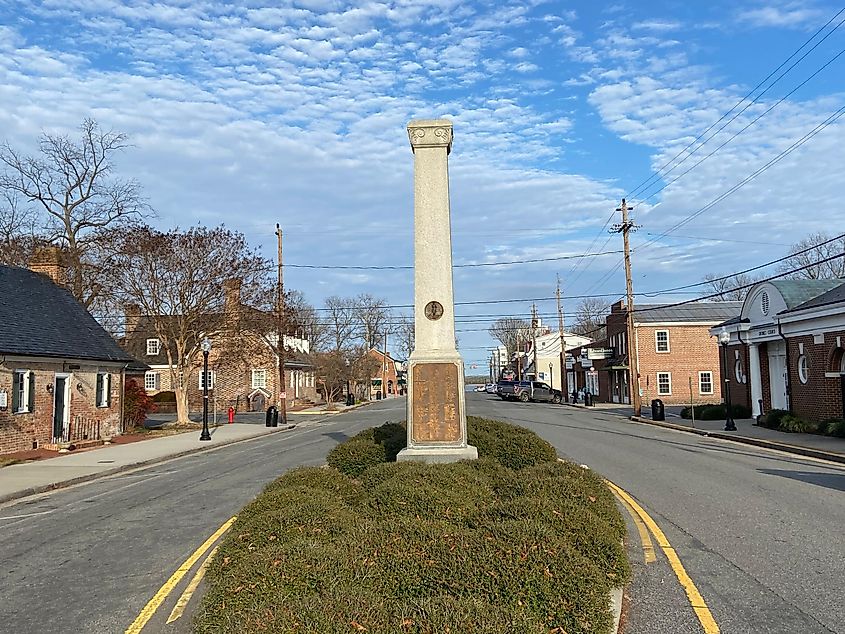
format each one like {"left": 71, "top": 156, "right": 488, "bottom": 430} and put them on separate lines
{"left": 0, "top": 457, "right": 22, "bottom": 468}
{"left": 195, "top": 418, "right": 629, "bottom": 634}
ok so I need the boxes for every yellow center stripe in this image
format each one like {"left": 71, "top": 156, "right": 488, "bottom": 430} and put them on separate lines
{"left": 166, "top": 544, "right": 220, "bottom": 624}
{"left": 125, "top": 516, "right": 236, "bottom": 634}
{"left": 605, "top": 481, "right": 720, "bottom": 634}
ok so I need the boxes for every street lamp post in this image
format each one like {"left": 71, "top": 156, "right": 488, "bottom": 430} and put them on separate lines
{"left": 719, "top": 328, "right": 737, "bottom": 431}
{"left": 548, "top": 362, "right": 553, "bottom": 388}
{"left": 200, "top": 338, "right": 212, "bottom": 441}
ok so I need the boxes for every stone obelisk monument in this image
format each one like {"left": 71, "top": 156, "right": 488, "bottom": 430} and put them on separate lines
{"left": 397, "top": 119, "right": 478, "bottom": 463}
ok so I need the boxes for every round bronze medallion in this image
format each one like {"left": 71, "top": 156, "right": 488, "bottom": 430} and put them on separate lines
{"left": 424, "top": 300, "right": 444, "bottom": 321}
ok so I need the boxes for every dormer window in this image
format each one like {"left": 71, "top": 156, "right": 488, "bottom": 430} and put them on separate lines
{"left": 146, "top": 338, "right": 160, "bottom": 355}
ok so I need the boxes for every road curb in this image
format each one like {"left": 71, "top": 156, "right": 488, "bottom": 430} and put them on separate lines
{"left": 628, "top": 416, "right": 845, "bottom": 465}
{"left": 0, "top": 425, "right": 298, "bottom": 506}
{"left": 611, "top": 585, "right": 623, "bottom": 633}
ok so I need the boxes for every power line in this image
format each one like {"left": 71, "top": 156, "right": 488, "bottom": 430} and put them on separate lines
{"left": 627, "top": 6, "right": 845, "bottom": 201}
{"left": 636, "top": 41, "right": 845, "bottom": 205}
{"left": 282, "top": 249, "right": 623, "bottom": 270}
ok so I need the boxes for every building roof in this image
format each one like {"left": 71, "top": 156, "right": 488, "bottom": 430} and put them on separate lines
{"left": 632, "top": 301, "right": 743, "bottom": 324}
{"left": 769, "top": 279, "right": 843, "bottom": 310}
{"left": 780, "top": 280, "right": 845, "bottom": 313}
{"left": 0, "top": 265, "right": 133, "bottom": 363}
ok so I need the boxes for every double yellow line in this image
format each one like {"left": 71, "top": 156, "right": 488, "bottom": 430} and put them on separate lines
{"left": 607, "top": 480, "right": 720, "bottom": 634}
{"left": 125, "top": 516, "right": 236, "bottom": 634}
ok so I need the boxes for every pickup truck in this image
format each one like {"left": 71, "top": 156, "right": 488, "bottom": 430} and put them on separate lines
{"left": 497, "top": 380, "right": 563, "bottom": 404}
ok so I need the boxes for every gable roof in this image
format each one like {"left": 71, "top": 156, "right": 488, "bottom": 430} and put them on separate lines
{"left": 632, "top": 302, "right": 743, "bottom": 324}
{"left": 781, "top": 279, "right": 845, "bottom": 314}
{"left": 769, "top": 279, "right": 842, "bottom": 310}
{"left": 0, "top": 265, "right": 133, "bottom": 363}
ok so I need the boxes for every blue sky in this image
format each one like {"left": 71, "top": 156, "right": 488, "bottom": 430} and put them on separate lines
{"left": 1, "top": 0, "right": 844, "bottom": 367}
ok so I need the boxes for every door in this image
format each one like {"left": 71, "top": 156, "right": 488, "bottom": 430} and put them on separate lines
{"left": 251, "top": 392, "right": 266, "bottom": 412}
{"left": 53, "top": 375, "right": 70, "bottom": 441}
{"left": 767, "top": 341, "right": 788, "bottom": 410}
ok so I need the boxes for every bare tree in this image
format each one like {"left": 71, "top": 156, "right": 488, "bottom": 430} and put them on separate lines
{"left": 777, "top": 232, "right": 845, "bottom": 280}
{"left": 323, "top": 295, "right": 357, "bottom": 352}
{"left": 0, "top": 191, "right": 40, "bottom": 266}
{"left": 105, "top": 225, "right": 269, "bottom": 424}
{"left": 353, "top": 293, "right": 392, "bottom": 350}
{"left": 572, "top": 298, "right": 608, "bottom": 340}
{"left": 488, "top": 317, "right": 531, "bottom": 360}
{"left": 0, "top": 118, "right": 150, "bottom": 307}
{"left": 702, "top": 272, "right": 758, "bottom": 301}
{"left": 395, "top": 314, "right": 415, "bottom": 360}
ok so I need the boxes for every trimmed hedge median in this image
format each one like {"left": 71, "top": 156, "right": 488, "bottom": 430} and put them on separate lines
{"left": 194, "top": 417, "right": 629, "bottom": 634}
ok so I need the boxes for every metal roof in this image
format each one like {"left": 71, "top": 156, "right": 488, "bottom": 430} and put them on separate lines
{"left": 780, "top": 280, "right": 845, "bottom": 313}
{"left": 632, "top": 302, "right": 743, "bottom": 324}
{"left": 770, "top": 279, "right": 843, "bottom": 310}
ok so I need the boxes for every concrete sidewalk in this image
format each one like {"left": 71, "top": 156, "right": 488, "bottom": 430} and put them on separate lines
{"left": 565, "top": 401, "right": 845, "bottom": 464}
{"left": 0, "top": 423, "right": 294, "bottom": 504}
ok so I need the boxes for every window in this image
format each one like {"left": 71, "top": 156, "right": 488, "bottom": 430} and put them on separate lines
{"left": 146, "top": 338, "right": 160, "bottom": 355}
{"left": 144, "top": 371, "right": 160, "bottom": 391}
{"left": 655, "top": 330, "right": 670, "bottom": 353}
{"left": 699, "top": 371, "right": 713, "bottom": 395}
{"left": 199, "top": 370, "right": 215, "bottom": 389}
{"left": 798, "top": 355, "right": 809, "bottom": 384}
{"left": 735, "top": 358, "right": 744, "bottom": 383}
{"left": 657, "top": 372, "right": 672, "bottom": 395}
{"left": 761, "top": 292, "right": 770, "bottom": 316}
{"left": 251, "top": 369, "right": 267, "bottom": 389}
{"left": 12, "top": 370, "right": 35, "bottom": 413}
{"left": 96, "top": 372, "right": 111, "bottom": 408}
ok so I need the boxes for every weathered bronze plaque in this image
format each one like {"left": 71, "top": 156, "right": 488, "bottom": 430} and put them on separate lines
{"left": 424, "top": 300, "right": 444, "bottom": 321}
{"left": 412, "top": 362, "right": 461, "bottom": 443}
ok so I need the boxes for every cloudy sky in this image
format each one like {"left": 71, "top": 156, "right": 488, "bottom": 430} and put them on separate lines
{"left": 1, "top": 0, "right": 844, "bottom": 366}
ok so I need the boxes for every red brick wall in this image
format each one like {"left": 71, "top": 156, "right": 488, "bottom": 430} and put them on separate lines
{"left": 788, "top": 331, "right": 845, "bottom": 422}
{"left": 0, "top": 362, "right": 123, "bottom": 455}
{"left": 636, "top": 325, "right": 723, "bottom": 406}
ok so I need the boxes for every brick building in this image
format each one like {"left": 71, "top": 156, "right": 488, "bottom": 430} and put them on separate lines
{"left": 0, "top": 257, "right": 133, "bottom": 455}
{"left": 368, "top": 348, "right": 400, "bottom": 398}
{"left": 711, "top": 279, "right": 845, "bottom": 421}
{"left": 601, "top": 300, "right": 742, "bottom": 406}
{"left": 121, "top": 280, "right": 318, "bottom": 414}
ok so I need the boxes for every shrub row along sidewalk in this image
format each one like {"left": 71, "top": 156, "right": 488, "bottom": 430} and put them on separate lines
{"left": 195, "top": 417, "right": 630, "bottom": 634}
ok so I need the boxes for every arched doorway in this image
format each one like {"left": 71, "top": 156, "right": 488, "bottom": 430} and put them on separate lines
{"left": 250, "top": 391, "right": 267, "bottom": 412}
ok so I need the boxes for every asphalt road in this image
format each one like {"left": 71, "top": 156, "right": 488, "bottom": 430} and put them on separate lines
{"left": 2, "top": 394, "right": 843, "bottom": 634}
{"left": 0, "top": 398, "right": 405, "bottom": 634}
{"left": 467, "top": 393, "right": 845, "bottom": 634}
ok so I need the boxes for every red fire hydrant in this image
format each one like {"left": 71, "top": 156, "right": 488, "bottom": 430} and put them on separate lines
{"left": 228, "top": 406, "right": 235, "bottom": 424}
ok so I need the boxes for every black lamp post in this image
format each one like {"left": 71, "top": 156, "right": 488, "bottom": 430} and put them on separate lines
{"left": 719, "top": 328, "right": 737, "bottom": 431}
{"left": 200, "top": 337, "right": 212, "bottom": 441}
{"left": 548, "top": 362, "right": 553, "bottom": 387}
{"left": 345, "top": 358, "right": 353, "bottom": 406}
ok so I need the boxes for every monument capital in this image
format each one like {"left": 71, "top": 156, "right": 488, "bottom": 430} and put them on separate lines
{"left": 407, "top": 119, "right": 452, "bottom": 154}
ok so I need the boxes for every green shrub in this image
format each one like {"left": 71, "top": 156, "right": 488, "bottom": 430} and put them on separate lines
{"left": 821, "top": 418, "right": 845, "bottom": 437}
{"left": 195, "top": 453, "right": 629, "bottom": 634}
{"left": 761, "top": 409, "right": 790, "bottom": 429}
{"left": 778, "top": 414, "right": 814, "bottom": 433}
{"left": 681, "top": 403, "right": 752, "bottom": 420}
{"left": 467, "top": 416, "right": 558, "bottom": 469}
{"left": 151, "top": 390, "right": 176, "bottom": 403}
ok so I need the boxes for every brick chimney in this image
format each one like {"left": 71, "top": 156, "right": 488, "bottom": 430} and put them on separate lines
{"left": 124, "top": 303, "right": 141, "bottom": 336}
{"left": 223, "top": 278, "right": 242, "bottom": 313}
{"left": 29, "top": 246, "right": 67, "bottom": 287}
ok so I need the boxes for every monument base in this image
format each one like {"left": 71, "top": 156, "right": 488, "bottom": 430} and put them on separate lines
{"left": 396, "top": 444, "right": 478, "bottom": 464}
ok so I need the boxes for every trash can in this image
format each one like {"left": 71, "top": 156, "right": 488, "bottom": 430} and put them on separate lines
{"left": 376, "top": 390, "right": 382, "bottom": 400}
{"left": 584, "top": 392, "right": 593, "bottom": 407}
{"left": 346, "top": 393, "right": 355, "bottom": 406}
{"left": 272, "top": 408, "right": 279, "bottom": 427}
{"left": 265, "top": 406, "right": 277, "bottom": 427}
{"left": 651, "top": 399, "right": 665, "bottom": 421}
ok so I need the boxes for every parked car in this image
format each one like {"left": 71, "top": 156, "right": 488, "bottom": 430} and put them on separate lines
{"left": 499, "top": 380, "right": 562, "bottom": 404}
{"left": 485, "top": 383, "right": 497, "bottom": 394}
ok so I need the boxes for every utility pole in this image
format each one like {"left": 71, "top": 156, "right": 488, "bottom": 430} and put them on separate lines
{"left": 556, "top": 275, "right": 568, "bottom": 397}
{"left": 382, "top": 331, "right": 388, "bottom": 398}
{"left": 531, "top": 303, "right": 539, "bottom": 381}
{"left": 276, "top": 224, "right": 287, "bottom": 424}
{"left": 611, "top": 199, "right": 642, "bottom": 417}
